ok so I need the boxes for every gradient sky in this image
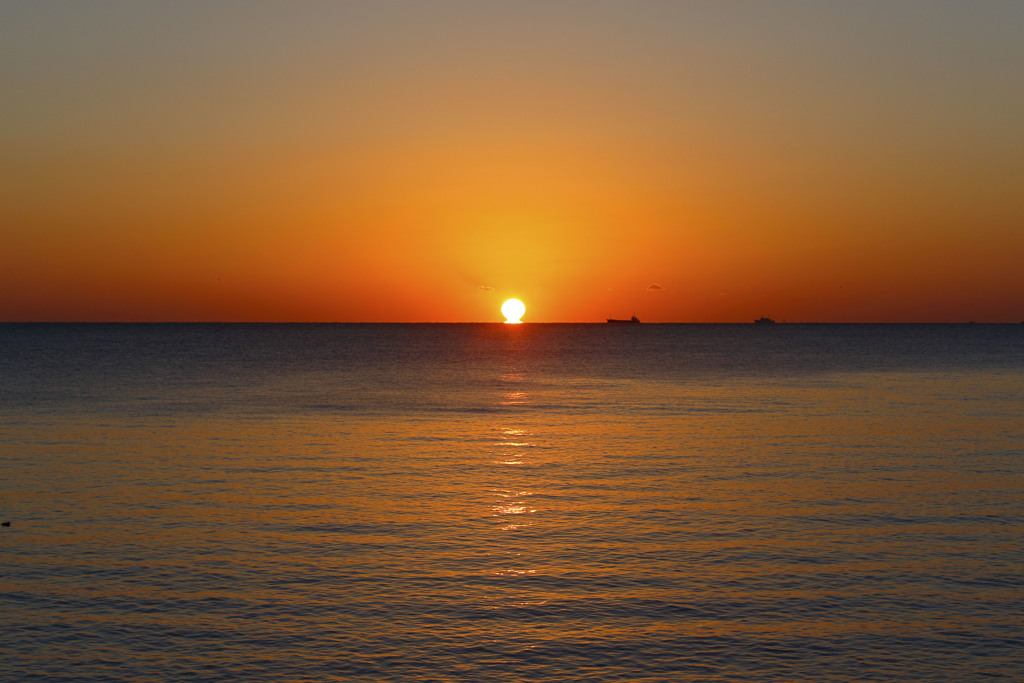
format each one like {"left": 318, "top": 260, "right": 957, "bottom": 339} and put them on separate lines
{"left": 2, "top": 1, "right": 1022, "bottom": 322}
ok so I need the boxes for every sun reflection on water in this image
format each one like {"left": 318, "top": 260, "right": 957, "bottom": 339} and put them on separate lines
{"left": 490, "top": 488, "right": 537, "bottom": 528}
{"left": 499, "top": 391, "right": 528, "bottom": 406}
{"left": 491, "top": 382, "right": 537, "bottom": 524}
{"left": 495, "top": 427, "right": 535, "bottom": 465}
{"left": 483, "top": 358, "right": 554, "bottom": 613}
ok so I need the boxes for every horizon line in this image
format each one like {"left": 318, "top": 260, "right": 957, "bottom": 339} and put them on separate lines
{"left": 2, "top": 320, "right": 1020, "bottom": 325}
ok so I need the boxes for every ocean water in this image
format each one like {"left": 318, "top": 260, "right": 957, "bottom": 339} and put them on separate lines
{"left": 1, "top": 323, "right": 1022, "bottom": 681}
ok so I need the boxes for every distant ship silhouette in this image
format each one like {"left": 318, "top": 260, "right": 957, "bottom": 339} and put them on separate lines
{"left": 754, "top": 316, "right": 776, "bottom": 325}
{"left": 607, "top": 315, "right": 641, "bottom": 323}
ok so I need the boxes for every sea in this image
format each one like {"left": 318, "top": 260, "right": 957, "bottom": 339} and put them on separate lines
{"left": 1, "top": 323, "right": 1022, "bottom": 681}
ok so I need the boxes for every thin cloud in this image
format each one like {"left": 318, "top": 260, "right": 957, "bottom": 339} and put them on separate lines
{"left": 647, "top": 283, "right": 664, "bottom": 290}
{"left": 478, "top": 285, "right": 494, "bottom": 291}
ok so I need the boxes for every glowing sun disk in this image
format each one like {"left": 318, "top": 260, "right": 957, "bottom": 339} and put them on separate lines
{"left": 501, "top": 298, "right": 526, "bottom": 324}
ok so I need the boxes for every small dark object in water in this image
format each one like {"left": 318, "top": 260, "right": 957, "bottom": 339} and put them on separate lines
{"left": 1, "top": 521, "right": 9, "bottom": 527}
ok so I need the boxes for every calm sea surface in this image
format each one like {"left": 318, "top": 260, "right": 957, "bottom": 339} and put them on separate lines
{"left": 1, "top": 323, "right": 1023, "bottom": 681}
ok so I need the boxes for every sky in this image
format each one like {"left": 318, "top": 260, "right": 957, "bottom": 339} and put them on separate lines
{"left": 2, "top": 1, "right": 1022, "bottom": 322}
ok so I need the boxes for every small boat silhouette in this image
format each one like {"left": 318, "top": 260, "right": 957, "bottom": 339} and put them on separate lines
{"left": 754, "top": 317, "right": 775, "bottom": 325}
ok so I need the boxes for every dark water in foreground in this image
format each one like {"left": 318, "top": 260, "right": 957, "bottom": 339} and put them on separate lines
{"left": 1, "top": 323, "right": 1023, "bottom": 681}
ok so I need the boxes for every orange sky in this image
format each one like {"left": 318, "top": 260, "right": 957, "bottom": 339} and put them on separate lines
{"left": 2, "top": 2, "right": 1022, "bottom": 321}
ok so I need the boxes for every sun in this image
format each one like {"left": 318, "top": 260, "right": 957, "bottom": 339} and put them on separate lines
{"left": 501, "top": 298, "right": 526, "bottom": 324}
